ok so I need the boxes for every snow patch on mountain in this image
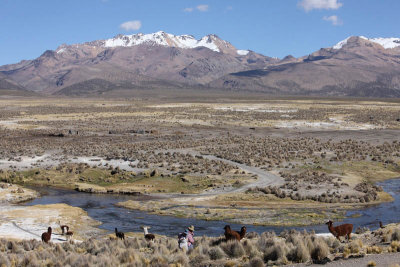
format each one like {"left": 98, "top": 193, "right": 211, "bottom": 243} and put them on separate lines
{"left": 103, "top": 31, "right": 221, "bottom": 52}
{"left": 332, "top": 37, "right": 352, "bottom": 49}
{"left": 333, "top": 36, "right": 400, "bottom": 49}
{"left": 237, "top": 50, "right": 249, "bottom": 56}
{"left": 367, "top": 37, "right": 400, "bottom": 49}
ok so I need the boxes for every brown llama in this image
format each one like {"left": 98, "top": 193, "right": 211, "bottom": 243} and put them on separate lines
{"left": 115, "top": 228, "right": 125, "bottom": 240}
{"left": 141, "top": 226, "right": 155, "bottom": 241}
{"left": 61, "top": 225, "right": 69, "bottom": 235}
{"left": 66, "top": 230, "right": 74, "bottom": 240}
{"left": 224, "top": 225, "right": 240, "bottom": 241}
{"left": 59, "top": 220, "right": 70, "bottom": 235}
{"left": 239, "top": 226, "right": 247, "bottom": 240}
{"left": 41, "top": 227, "right": 52, "bottom": 243}
{"left": 326, "top": 220, "right": 353, "bottom": 242}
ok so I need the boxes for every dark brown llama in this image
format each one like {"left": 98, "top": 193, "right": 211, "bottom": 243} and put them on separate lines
{"left": 41, "top": 227, "right": 52, "bottom": 243}
{"left": 224, "top": 225, "right": 240, "bottom": 241}
{"left": 326, "top": 220, "right": 353, "bottom": 242}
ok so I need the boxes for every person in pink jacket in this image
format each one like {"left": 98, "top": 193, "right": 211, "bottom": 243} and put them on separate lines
{"left": 187, "top": 225, "right": 195, "bottom": 249}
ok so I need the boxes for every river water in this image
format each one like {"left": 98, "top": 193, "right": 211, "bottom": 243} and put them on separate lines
{"left": 23, "top": 177, "right": 400, "bottom": 237}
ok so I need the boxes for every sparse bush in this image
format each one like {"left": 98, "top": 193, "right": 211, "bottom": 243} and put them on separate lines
{"left": 310, "top": 238, "right": 329, "bottom": 263}
{"left": 221, "top": 240, "right": 245, "bottom": 258}
{"left": 366, "top": 246, "right": 383, "bottom": 254}
{"left": 288, "top": 240, "right": 310, "bottom": 263}
{"left": 247, "top": 257, "right": 264, "bottom": 267}
{"left": 263, "top": 239, "right": 288, "bottom": 263}
{"left": 391, "top": 229, "right": 400, "bottom": 241}
{"left": 208, "top": 247, "right": 225, "bottom": 260}
{"left": 171, "top": 252, "right": 189, "bottom": 266}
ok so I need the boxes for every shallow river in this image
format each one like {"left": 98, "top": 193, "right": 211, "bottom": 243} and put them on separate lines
{"left": 24, "top": 178, "right": 400, "bottom": 237}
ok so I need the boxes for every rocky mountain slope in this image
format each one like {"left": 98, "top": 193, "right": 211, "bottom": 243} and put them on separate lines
{"left": 0, "top": 31, "right": 277, "bottom": 95}
{"left": 212, "top": 36, "right": 400, "bottom": 97}
{"left": 1, "top": 34, "right": 400, "bottom": 97}
{"left": 0, "top": 73, "right": 37, "bottom": 96}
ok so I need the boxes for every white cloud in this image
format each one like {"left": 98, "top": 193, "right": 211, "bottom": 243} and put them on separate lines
{"left": 299, "top": 0, "right": 343, "bottom": 12}
{"left": 183, "top": 7, "right": 194, "bottom": 12}
{"left": 196, "top": 4, "right": 209, "bottom": 12}
{"left": 119, "top": 20, "right": 142, "bottom": 31}
{"left": 323, "top": 15, "right": 343, "bottom": 25}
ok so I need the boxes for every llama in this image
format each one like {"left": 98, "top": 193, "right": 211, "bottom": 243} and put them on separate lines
{"left": 326, "top": 220, "right": 353, "bottom": 242}
{"left": 239, "top": 226, "right": 247, "bottom": 240}
{"left": 141, "top": 226, "right": 155, "bottom": 241}
{"left": 41, "top": 227, "right": 52, "bottom": 243}
{"left": 66, "top": 231, "right": 74, "bottom": 241}
{"left": 61, "top": 225, "right": 69, "bottom": 235}
{"left": 115, "top": 228, "right": 125, "bottom": 240}
{"left": 59, "top": 221, "right": 69, "bottom": 235}
{"left": 224, "top": 225, "right": 240, "bottom": 241}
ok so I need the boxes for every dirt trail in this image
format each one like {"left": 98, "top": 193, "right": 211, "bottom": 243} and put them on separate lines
{"left": 156, "top": 148, "right": 283, "bottom": 197}
{"left": 201, "top": 154, "right": 283, "bottom": 192}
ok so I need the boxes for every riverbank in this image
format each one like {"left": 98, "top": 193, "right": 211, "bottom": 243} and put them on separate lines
{"left": 0, "top": 184, "right": 103, "bottom": 242}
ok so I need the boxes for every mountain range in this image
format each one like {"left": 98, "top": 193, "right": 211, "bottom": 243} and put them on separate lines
{"left": 1, "top": 32, "right": 400, "bottom": 97}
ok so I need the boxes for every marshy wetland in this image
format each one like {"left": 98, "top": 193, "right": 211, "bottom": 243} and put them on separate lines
{"left": 0, "top": 97, "right": 400, "bottom": 266}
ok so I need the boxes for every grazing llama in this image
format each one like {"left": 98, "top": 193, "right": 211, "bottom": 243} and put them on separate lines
{"left": 326, "top": 220, "right": 353, "bottom": 242}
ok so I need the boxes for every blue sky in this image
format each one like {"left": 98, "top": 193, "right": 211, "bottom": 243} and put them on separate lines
{"left": 1, "top": 0, "right": 399, "bottom": 65}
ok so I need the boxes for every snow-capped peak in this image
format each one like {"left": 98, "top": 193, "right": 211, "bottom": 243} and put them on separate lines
{"left": 333, "top": 36, "right": 400, "bottom": 49}
{"left": 103, "top": 31, "right": 222, "bottom": 52}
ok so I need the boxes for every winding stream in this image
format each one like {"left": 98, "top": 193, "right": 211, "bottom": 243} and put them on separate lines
{"left": 23, "top": 177, "right": 400, "bottom": 237}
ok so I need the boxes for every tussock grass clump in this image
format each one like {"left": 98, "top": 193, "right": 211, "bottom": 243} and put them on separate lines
{"left": 263, "top": 239, "right": 289, "bottom": 264}
{"left": 221, "top": 240, "right": 245, "bottom": 258}
{"left": 389, "top": 240, "right": 400, "bottom": 252}
{"left": 310, "top": 238, "right": 329, "bottom": 263}
{"left": 208, "top": 246, "right": 225, "bottom": 260}
{"left": 246, "top": 257, "right": 264, "bottom": 267}
{"left": 348, "top": 239, "right": 363, "bottom": 254}
{"left": 287, "top": 238, "right": 310, "bottom": 263}
{"left": 391, "top": 228, "right": 400, "bottom": 241}
{"left": 366, "top": 245, "right": 383, "bottom": 254}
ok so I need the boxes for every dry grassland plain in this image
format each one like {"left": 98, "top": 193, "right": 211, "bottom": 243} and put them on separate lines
{"left": 0, "top": 97, "right": 399, "bottom": 227}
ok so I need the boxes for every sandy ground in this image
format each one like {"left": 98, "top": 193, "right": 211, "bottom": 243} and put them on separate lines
{"left": 0, "top": 204, "right": 103, "bottom": 242}
{"left": 275, "top": 119, "right": 378, "bottom": 130}
{"left": 0, "top": 183, "right": 39, "bottom": 203}
{"left": 0, "top": 153, "right": 144, "bottom": 172}
{"left": 0, "top": 186, "right": 103, "bottom": 242}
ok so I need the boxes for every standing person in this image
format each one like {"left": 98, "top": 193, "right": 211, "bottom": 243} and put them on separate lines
{"left": 187, "top": 225, "right": 195, "bottom": 250}
{"left": 178, "top": 225, "right": 195, "bottom": 251}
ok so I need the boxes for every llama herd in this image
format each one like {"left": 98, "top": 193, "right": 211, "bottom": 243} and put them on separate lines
{"left": 40, "top": 220, "right": 378, "bottom": 245}
{"left": 40, "top": 224, "right": 155, "bottom": 244}
{"left": 41, "top": 222, "right": 74, "bottom": 243}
